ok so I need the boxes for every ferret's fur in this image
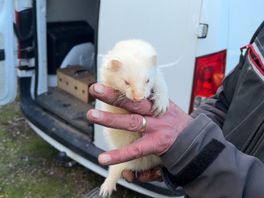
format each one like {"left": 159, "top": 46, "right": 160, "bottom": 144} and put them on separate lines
{"left": 100, "top": 39, "right": 169, "bottom": 197}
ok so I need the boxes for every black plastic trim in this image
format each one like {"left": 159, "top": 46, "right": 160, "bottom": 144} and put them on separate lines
{"left": 94, "top": 0, "right": 100, "bottom": 78}
{"left": 32, "top": 0, "right": 38, "bottom": 98}
{"left": 0, "top": 49, "right": 5, "bottom": 61}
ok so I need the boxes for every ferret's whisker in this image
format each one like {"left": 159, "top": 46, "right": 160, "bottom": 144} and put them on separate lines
{"left": 117, "top": 93, "right": 126, "bottom": 102}
{"left": 112, "top": 93, "right": 126, "bottom": 106}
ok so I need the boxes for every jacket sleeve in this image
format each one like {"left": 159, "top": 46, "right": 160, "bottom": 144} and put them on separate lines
{"left": 161, "top": 114, "right": 264, "bottom": 198}
{"left": 190, "top": 57, "right": 243, "bottom": 128}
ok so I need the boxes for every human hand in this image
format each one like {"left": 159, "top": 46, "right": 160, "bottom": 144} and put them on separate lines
{"left": 87, "top": 83, "right": 192, "bottom": 166}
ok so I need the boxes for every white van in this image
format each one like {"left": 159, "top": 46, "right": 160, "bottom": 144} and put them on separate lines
{"left": 0, "top": 0, "right": 263, "bottom": 197}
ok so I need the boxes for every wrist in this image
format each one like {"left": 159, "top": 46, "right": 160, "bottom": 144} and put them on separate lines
{"left": 155, "top": 104, "right": 193, "bottom": 156}
{"left": 160, "top": 114, "right": 211, "bottom": 172}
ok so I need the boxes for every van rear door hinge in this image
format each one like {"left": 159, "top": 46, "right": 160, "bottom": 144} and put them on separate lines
{"left": 17, "top": 64, "right": 35, "bottom": 77}
{"left": 196, "top": 23, "right": 208, "bottom": 39}
{"left": 17, "top": 65, "right": 35, "bottom": 71}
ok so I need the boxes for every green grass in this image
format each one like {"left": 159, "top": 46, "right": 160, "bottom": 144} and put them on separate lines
{"left": 0, "top": 101, "right": 148, "bottom": 198}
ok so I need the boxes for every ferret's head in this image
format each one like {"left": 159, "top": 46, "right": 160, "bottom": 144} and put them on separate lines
{"left": 101, "top": 39, "right": 157, "bottom": 101}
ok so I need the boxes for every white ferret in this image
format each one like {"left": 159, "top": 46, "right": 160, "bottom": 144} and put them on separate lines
{"left": 100, "top": 39, "right": 169, "bottom": 197}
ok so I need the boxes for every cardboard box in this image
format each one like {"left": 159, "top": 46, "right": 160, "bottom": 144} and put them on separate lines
{"left": 57, "top": 65, "right": 96, "bottom": 103}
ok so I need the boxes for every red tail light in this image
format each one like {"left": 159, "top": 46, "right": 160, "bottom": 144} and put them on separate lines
{"left": 189, "top": 50, "right": 226, "bottom": 113}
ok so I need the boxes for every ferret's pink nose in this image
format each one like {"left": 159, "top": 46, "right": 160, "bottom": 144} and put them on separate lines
{"left": 133, "top": 95, "right": 145, "bottom": 101}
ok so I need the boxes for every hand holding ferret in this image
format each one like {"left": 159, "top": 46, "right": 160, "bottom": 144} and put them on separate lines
{"left": 87, "top": 83, "right": 193, "bottom": 166}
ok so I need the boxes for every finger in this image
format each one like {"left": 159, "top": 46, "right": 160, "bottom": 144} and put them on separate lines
{"left": 89, "top": 83, "right": 152, "bottom": 115}
{"left": 122, "top": 169, "right": 135, "bottom": 183}
{"left": 98, "top": 137, "right": 155, "bottom": 165}
{"left": 87, "top": 109, "right": 146, "bottom": 132}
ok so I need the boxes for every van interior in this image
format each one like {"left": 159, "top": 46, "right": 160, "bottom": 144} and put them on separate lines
{"left": 38, "top": 0, "right": 99, "bottom": 140}
{"left": 17, "top": 0, "right": 100, "bottom": 141}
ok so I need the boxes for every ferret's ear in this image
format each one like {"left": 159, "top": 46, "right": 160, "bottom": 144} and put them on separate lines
{"left": 109, "top": 59, "right": 122, "bottom": 71}
{"left": 151, "top": 55, "right": 157, "bottom": 66}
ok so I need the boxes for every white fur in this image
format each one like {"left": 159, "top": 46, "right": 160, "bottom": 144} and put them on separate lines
{"left": 100, "top": 39, "right": 169, "bottom": 197}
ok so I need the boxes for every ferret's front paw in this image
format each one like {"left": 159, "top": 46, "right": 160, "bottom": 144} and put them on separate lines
{"left": 99, "top": 179, "right": 116, "bottom": 198}
{"left": 151, "top": 94, "right": 169, "bottom": 117}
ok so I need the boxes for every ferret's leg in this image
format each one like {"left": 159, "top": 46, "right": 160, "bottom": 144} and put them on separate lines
{"left": 100, "top": 163, "right": 127, "bottom": 197}
{"left": 151, "top": 69, "right": 169, "bottom": 116}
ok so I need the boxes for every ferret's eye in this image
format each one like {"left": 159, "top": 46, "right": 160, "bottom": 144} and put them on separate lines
{"left": 145, "top": 79, "right": 150, "bottom": 84}
{"left": 124, "top": 80, "right": 130, "bottom": 86}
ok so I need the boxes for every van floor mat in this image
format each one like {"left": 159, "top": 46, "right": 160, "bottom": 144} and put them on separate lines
{"left": 36, "top": 87, "right": 94, "bottom": 137}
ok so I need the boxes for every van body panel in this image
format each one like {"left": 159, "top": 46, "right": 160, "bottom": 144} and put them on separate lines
{"left": 97, "top": 0, "right": 202, "bottom": 110}
{"left": 0, "top": 0, "right": 17, "bottom": 105}
{"left": 36, "top": 0, "right": 48, "bottom": 95}
{"left": 46, "top": 0, "right": 98, "bottom": 29}
{"left": 226, "top": 0, "right": 264, "bottom": 73}
{"left": 196, "top": 0, "right": 230, "bottom": 57}
{"left": 197, "top": 0, "right": 264, "bottom": 74}
{"left": 95, "top": 0, "right": 203, "bottom": 150}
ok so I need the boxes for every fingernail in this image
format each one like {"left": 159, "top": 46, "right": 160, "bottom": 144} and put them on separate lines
{"left": 99, "top": 154, "right": 111, "bottom": 164}
{"left": 94, "top": 84, "right": 105, "bottom": 94}
{"left": 91, "top": 110, "right": 101, "bottom": 119}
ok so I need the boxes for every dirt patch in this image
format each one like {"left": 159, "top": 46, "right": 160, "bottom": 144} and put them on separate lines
{"left": 0, "top": 101, "right": 147, "bottom": 198}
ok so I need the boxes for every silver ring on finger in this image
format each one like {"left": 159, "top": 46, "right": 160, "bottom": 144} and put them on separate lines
{"left": 139, "top": 116, "right": 147, "bottom": 132}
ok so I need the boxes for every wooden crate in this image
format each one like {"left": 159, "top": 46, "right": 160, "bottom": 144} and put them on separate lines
{"left": 57, "top": 65, "right": 96, "bottom": 103}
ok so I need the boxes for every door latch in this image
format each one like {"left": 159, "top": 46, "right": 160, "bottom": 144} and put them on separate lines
{"left": 196, "top": 23, "right": 208, "bottom": 39}
{"left": 0, "top": 49, "right": 5, "bottom": 61}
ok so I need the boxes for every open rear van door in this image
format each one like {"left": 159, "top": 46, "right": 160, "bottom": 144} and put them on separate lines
{"left": 0, "top": 0, "right": 17, "bottom": 105}
{"left": 97, "top": 0, "right": 202, "bottom": 112}
{"left": 96, "top": 0, "right": 203, "bottom": 148}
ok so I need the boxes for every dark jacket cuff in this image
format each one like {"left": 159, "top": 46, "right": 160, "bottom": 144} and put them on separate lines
{"left": 160, "top": 114, "right": 212, "bottom": 174}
